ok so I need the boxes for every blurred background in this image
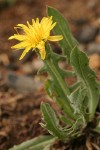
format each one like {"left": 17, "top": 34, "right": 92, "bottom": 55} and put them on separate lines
{"left": 0, "top": 0, "right": 100, "bottom": 149}
{"left": 0, "top": 0, "right": 100, "bottom": 65}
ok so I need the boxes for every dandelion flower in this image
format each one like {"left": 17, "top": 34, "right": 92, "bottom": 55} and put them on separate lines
{"left": 9, "top": 16, "right": 63, "bottom": 60}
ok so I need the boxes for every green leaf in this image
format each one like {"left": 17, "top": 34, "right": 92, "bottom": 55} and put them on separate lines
{"left": 45, "top": 79, "right": 77, "bottom": 125}
{"left": 45, "top": 79, "right": 58, "bottom": 98}
{"left": 94, "top": 127, "right": 100, "bottom": 133}
{"left": 60, "top": 115, "right": 74, "bottom": 126}
{"left": 69, "top": 81, "right": 81, "bottom": 92}
{"left": 59, "top": 69, "right": 76, "bottom": 78}
{"left": 37, "top": 65, "right": 47, "bottom": 74}
{"left": 44, "top": 44, "right": 77, "bottom": 120}
{"left": 68, "top": 87, "right": 87, "bottom": 114}
{"left": 94, "top": 116, "right": 100, "bottom": 133}
{"left": 41, "top": 102, "right": 67, "bottom": 140}
{"left": 5, "top": 0, "right": 17, "bottom": 6}
{"left": 9, "top": 135, "right": 56, "bottom": 150}
{"left": 70, "top": 47, "right": 100, "bottom": 120}
{"left": 47, "top": 6, "right": 77, "bottom": 61}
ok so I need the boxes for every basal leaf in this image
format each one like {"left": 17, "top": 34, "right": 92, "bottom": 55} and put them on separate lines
{"left": 9, "top": 135, "right": 56, "bottom": 150}
{"left": 93, "top": 116, "right": 100, "bottom": 133}
{"left": 41, "top": 102, "right": 67, "bottom": 140}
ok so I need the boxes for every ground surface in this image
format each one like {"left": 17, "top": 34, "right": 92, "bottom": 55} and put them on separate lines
{"left": 0, "top": 0, "right": 100, "bottom": 150}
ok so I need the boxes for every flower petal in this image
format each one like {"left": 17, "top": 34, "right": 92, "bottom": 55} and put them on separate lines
{"left": 48, "top": 35, "right": 63, "bottom": 41}
{"left": 41, "top": 17, "right": 53, "bottom": 33}
{"left": 9, "top": 17, "right": 63, "bottom": 60}
{"left": 37, "top": 41, "right": 46, "bottom": 60}
{"left": 50, "top": 22, "right": 56, "bottom": 30}
{"left": 9, "top": 34, "right": 28, "bottom": 41}
{"left": 19, "top": 47, "right": 31, "bottom": 60}
{"left": 11, "top": 41, "right": 29, "bottom": 49}
{"left": 16, "top": 24, "right": 30, "bottom": 34}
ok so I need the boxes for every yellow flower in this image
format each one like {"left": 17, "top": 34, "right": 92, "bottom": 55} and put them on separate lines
{"left": 9, "top": 16, "right": 63, "bottom": 60}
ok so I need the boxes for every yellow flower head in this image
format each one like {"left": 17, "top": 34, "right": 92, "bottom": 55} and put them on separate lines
{"left": 9, "top": 16, "right": 63, "bottom": 60}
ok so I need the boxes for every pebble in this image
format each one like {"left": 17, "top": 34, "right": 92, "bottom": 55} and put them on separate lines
{"left": 21, "top": 63, "right": 34, "bottom": 74}
{"left": 6, "top": 72, "right": 43, "bottom": 93}
{"left": 87, "top": 0, "right": 97, "bottom": 9}
{"left": 21, "top": 59, "right": 44, "bottom": 74}
{"left": 76, "top": 25, "right": 98, "bottom": 43}
{"left": 32, "top": 58, "right": 44, "bottom": 72}
{"left": 87, "top": 43, "right": 100, "bottom": 54}
{"left": 96, "top": 35, "right": 100, "bottom": 43}
{"left": 89, "top": 54, "right": 100, "bottom": 69}
{"left": 0, "top": 53, "right": 9, "bottom": 65}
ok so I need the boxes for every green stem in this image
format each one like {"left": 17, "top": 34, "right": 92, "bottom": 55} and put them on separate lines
{"left": 44, "top": 44, "right": 77, "bottom": 120}
{"left": 47, "top": 59, "right": 70, "bottom": 95}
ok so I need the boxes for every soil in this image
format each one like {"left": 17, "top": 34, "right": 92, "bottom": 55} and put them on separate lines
{"left": 0, "top": 0, "right": 100, "bottom": 150}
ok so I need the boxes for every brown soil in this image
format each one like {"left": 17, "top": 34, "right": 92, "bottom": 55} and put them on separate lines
{"left": 0, "top": 0, "right": 100, "bottom": 150}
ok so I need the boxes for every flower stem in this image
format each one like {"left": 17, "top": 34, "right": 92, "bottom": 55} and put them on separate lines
{"left": 44, "top": 44, "right": 77, "bottom": 120}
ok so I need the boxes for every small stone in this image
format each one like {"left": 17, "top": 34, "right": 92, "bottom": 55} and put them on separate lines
{"left": 21, "top": 59, "right": 44, "bottom": 74}
{"left": 21, "top": 63, "right": 33, "bottom": 74}
{"left": 89, "top": 54, "right": 100, "bottom": 69}
{"left": 87, "top": 0, "right": 97, "bottom": 9}
{"left": 87, "top": 43, "right": 100, "bottom": 54}
{"left": 96, "top": 35, "right": 100, "bottom": 43}
{"left": 32, "top": 58, "right": 44, "bottom": 72}
{"left": 0, "top": 53, "right": 9, "bottom": 65}
{"left": 6, "top": 72, "right": 43, "bottom": 93}
{"left": 91, "top": 18, "right": 100, "bottom": 28}
{"left": 76, "top": 25, "right": 98, "bottom": 43}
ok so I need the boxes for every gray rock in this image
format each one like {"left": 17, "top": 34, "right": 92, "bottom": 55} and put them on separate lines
{"left": 76, "top": 25, "right": 98, "bottom": 43}
{"left": 87, "top": 43, "right": 100, "bottom": 54}
{"left": 6, "top": 72, "right": 43, "bottom": 93}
